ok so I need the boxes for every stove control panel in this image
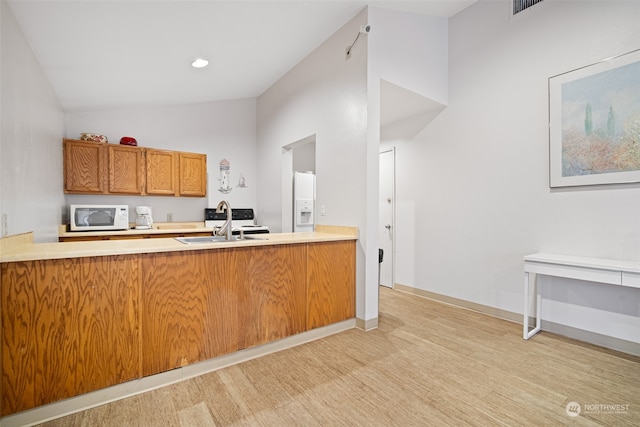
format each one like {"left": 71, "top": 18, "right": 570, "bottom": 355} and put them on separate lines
{"left": 205, "top": 208, "right": 255, "bottom": 221}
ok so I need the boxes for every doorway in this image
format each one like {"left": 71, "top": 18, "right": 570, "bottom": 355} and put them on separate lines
{"left": 281, "top": 135, "right": 316, "bottom": 232}
{"left": 379, "top": 148, "right": 395, "bottom": 288}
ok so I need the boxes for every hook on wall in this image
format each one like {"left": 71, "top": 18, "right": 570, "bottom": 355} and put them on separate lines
{"left": 346, "top": 25, "right": 371, "bottom": 59}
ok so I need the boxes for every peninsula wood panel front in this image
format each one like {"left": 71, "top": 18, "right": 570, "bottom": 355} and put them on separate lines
{"left": 141, "top": 249, "right": 249, "bottom": 376}
{"left": 1, "top": 256, "right": 140, "bottom": 416}
{"left": 240, "top": 244, "right": 307, "bottom": 349}
{"left": 0, "top": 238, "right": 356, "bottom": 415}
{"left": 306, "top": 241, "right": 356, "bottom": 329}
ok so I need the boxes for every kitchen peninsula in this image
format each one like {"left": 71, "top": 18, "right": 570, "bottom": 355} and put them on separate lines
{"left": 0, "top": 226, "right": 357, "bottom": 419}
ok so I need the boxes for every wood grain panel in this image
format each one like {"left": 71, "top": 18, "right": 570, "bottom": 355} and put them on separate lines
{"left": 145, "top": 149, "right": 178, "bottom": 195}
{"left": 1, "top": 256, "right": 140, "bottom": 415}
{"left": 141, "top": 251, "right": 208, "bottom": 375}
{"left": 206, "top": 248, "right": 250, "bottom": 358}
{"left": 306, "top": 241, "right": 356, "bottom": 329}
{"left": 240, "top": 244, "right": 307, "bottom": 349}
{"left": 108, "top": 145, "right": 145, "bottom": 194}
{"left": 179, "top": 153, "right": 207, "bottom": 197}
{"left": 74, "top": 257, "right": 141, "bottom": 394}
{"left": 141, "top": 249, "right": 249, "bottom": 376}
{"left": 63, "top": 139, "right": 106, "bottom": 193}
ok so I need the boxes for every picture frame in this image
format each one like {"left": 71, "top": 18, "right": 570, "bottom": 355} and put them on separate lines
{"left": 549, "top": 49, "right": 640, "bottom": 188}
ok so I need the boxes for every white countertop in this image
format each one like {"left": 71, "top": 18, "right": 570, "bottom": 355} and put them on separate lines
{"left": 1, "top": 226, "right": 358, "bottom": 263}
{"left": 58, "top": 222, "right": 212, "bottom": 237}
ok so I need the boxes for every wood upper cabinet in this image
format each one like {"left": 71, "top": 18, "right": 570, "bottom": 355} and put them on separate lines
{"left": 306, "top": 241, "right": 356, "bottom": 329}
{"left": 179, "top": 152, "right": 207, "bottom": 197}
{"left": 63, "top": 138, "right": 107, "bottom": 193}
{"left": 145, "top": 149, "right": 207, "bottom": 197}
{"left": 108, "top": 144, "right": 145, "bottom": 194}
{"left": 145, "top": 148, "right": 178, "bottom": 196}
{"left": 63, "top": 139, "right": 207, "bottom": 197}
{"left": 1, "top": 256, "right": 141, "bottom": 415}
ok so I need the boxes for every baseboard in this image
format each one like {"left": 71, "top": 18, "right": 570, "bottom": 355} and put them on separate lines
{"left": 393, "top": 284, "right": 522, "bottom": 323}
{"left": 356, "top": 316, "right": 378, "bottom": 331}
{"left": 393, "top": 284, "right": 640, "bottom": 357}
{"left": 0, "top": 319, "right": 356, "bottom": 427}
{"left": 541, "top": 321, "right": 640, "bottom": 357}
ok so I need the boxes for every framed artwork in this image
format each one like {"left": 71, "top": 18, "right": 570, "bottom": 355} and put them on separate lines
{"left": 549, "top": 49, "right": 640, "bottom": 188}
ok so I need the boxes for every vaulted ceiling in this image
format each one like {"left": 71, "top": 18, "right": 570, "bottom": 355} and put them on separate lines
{"left": 7, "top": 0, "right": 475, "bottom": 113}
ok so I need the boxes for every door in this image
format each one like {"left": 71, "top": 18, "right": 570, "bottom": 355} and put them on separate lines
{"left": 108, "top": 144, "right": 145, "bottom": 194}
{"left": 379, "top": 149, "right": 395, "bottom": 288}
{"left": 63, "top": 139, "right": 107, "bottom": 194}
{"left": 179, "top": 152, "right": 207, "bottom": 197}
{"left": 146, "top": 149, "right": 178, "bottom": 196}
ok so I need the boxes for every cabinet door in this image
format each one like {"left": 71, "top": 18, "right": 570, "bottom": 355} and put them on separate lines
{"left": 179, "top": 152, "right": 207, "bottom": 197}
{"left": 145, "top": 149, "right": 178, "bottom": 195}
{"left": 306, "top": 241, "right": 356, "bottom": 329}
{"left": 240, "top": 244, "right": 307, "bottom": 349}
{"left": 63, "top": 139, "right": 107, "bottom": 193}
{"left": 1, "top": 256, "right": 140, "bottom": 416}
{"left": 108, "top": 145, "right": 145, "bottom": 194}
{"left": 141, "top": 248, "right": 248, "bottom": 376}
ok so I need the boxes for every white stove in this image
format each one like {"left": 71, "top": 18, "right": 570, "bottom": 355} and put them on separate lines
{"left": 204, "top": 208, "right": 269, "bottom": 235}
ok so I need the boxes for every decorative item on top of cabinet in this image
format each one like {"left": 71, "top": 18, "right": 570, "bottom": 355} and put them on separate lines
{"left": 79, "top": 133, "right": 108, "bottom": 143}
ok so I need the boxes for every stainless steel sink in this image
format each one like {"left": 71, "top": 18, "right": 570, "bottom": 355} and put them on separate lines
{"left": 175, "top": 235, "right": 267, "bottom": 244}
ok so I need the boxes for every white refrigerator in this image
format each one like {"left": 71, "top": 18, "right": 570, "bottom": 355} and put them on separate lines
{"left": 293, "top": 171, "right": 315, "bottom": 232}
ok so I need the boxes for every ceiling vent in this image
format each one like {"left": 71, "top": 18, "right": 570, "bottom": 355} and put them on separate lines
{"left": 513, "top": 0, "right": 543, "bottom": 15}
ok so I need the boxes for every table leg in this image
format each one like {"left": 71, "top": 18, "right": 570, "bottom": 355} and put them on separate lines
{"left": 524, "top": 271, "right": 542, "bottom": 339}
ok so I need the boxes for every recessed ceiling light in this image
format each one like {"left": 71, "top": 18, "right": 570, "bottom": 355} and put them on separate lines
{"left": 191, "top": 58, "right": 209, "bottom": 68}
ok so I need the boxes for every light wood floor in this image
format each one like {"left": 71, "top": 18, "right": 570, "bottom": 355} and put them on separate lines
{"left": 40, "top": 287, "right": 640, "bottom": 426}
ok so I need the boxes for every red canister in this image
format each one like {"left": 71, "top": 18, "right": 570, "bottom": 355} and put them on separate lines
{"left": 120, "top": 136, "right": 137, "bottom": 146}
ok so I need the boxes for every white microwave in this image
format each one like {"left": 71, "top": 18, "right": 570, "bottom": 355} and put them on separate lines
{"left": 70, "top": 205, "right": 130, "bottom": 231}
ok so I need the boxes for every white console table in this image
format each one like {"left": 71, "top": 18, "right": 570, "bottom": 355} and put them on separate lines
{"left": 523, "top": 253, "right": 640, "bottom": 339}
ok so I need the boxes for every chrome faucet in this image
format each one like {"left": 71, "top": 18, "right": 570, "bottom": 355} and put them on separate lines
{"left": 213, "top": 200, "right": 233, "bottom": 240}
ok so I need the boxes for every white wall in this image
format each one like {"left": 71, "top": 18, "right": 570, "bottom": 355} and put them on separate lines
{"left": 369, "top": 7, "right": 448, "bottom": 105}
{"left": 390, "top": 0, "right": 640, "bottom": 345}
{"left": 369, "top": 7, "right": 449, "bottom": 323}
{"left": 257, "top": 9, "right": 372, "bottom": 321}
{"left": 0, "top": 0, "right": 65, "bottom": 242}
{"left": 65, "top": 98, "right": 258, "bottom": 224}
